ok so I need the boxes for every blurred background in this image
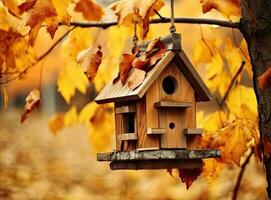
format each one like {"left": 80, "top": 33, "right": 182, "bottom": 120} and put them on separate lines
{"left": 0, "top": 0, "right": 268, "bottom": 199}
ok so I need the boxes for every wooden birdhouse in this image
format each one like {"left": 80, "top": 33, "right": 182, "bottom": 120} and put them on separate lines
{"left": 96, "top": 33, "right": 220, "bottom": 170}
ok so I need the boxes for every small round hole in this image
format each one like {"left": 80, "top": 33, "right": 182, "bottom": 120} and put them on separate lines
{"left": 169, "top": 122, "right": 175, "bottom": 129}
{"left": 162, "top": 76, "right": 177, "bottom": 95}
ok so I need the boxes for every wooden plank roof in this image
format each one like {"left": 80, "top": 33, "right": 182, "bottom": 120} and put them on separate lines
{"left": 95, "top": 50, "right": 212, "bottom": 104}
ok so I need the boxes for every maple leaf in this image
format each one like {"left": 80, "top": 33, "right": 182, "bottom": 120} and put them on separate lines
{"left": 258, "top": 67, "right": 271, "bottom": 90}
{"left": 74, "top": 0, "right": 104, "bottom": 21}
{"left": 0, "top": 28, "right": 21, "bottom": 71}
{"left": 20, "top": 0, "right": 58, "bottom": 44}
{"left": 133, "top": 38, "right": 166, "bottom": 71}
{"left": 109, "top": 0, "right": 164, "bottom": 37}
{"left": 51, "top": 0, "right": 71, "bottom": 25}
{"left": 178, "top": 168, "right": 203, "bottom": 189}
{"left": 76, "top": 45, "right": 103, "bottom": 81}
{"left": 57, "top": 58, "right": 89, "bottom": 103}
{"left": 0, "top": 28, "right": 35, "bottom": 74}
{"left": 21, "top": 88, "right": 40, "bottom": 123}
{"left": 200, "top": 0, "right": 240, "bottom": 18}
{"left": 117, "top": 53, "right": 135, "bottom": 84}
{"left": 126, "top": 68, "right": 146, "bottom": 90}
{"left": 200, "top": 119, "right": 259, "bottom": 166}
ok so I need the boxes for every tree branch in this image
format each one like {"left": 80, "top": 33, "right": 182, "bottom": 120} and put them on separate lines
{"left": 67, "top": 17, "right": 240, "bottom": 29}
{"left": 0, "top": 27, "right": 76, "bottom": 85}
{"left": 219, "top": 61, "right": 246, "bottom": 107}
{"left": 232, "top": 150, "right": 254, "bottom": 200}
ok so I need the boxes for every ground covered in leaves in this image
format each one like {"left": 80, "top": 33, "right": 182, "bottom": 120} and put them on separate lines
{"left": 0, "top": 111, "right": 268, "bottom": 200}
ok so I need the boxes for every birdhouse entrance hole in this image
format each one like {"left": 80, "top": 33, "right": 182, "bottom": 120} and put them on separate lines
{"left": 169, "top": 122, "right": 175, "bottom": 129}
{"left": 162, "top": 76, "right": 177, "bottom": 95}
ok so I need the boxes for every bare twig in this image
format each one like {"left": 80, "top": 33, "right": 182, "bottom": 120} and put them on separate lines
{"left": 0, "top": 27, "right": 76, "bottom": 84}
{"left": 67, "top": 17, "right": 239, "bottom": 29}
{"left": 231, "top": 29, "right": 250, "bottom": 61}
{"left": 219, "top": 61, "right": 246, "bottom": 107}
{"left": 154, "top": 10, "right": 166, "bottom": 21}
{"left": 232, "top": 150, "right": 254, "bottom": 200}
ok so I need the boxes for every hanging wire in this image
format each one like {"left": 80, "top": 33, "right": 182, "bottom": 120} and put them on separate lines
{"left": 133, "top": 21, "right": 138, "bottom": 47}
{"left": 169, "top": 0, "right": 176, "bottom": 33}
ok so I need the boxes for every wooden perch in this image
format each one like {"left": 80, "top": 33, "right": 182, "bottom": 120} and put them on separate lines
{"left": 97, "top": 149, "right": 221, "bottom": 161}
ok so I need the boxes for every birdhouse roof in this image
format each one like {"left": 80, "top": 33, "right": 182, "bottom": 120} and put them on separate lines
{"left": 95, "top": 34, "right": 212, "bottom": 104}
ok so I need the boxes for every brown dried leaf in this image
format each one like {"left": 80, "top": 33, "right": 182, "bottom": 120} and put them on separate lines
{"left": 74, "top": 0, "right": 104, "bottom": 21}
{"left": 178, "top": 168, "right": 203, "bottom": 189}
{"left": 18, "top": 0, "right": 36, "bottom": 13}
{"left": 21, "top": 89, "right": 40, "bottom": 123}
{"left": 132, "top": 56, "right": 149, "bottom": 70}
{"left": 127, "top": 68, "right": 146, "bottom": 90}
{"left": 76, "top": 45, "right": 103, "bottom": 81}
{"left": 22, "top": 0, "right": 58, "bottom": 44}
{"left": 118, "top": 53, "right": 135, "bottom": 84}
{"left": 0, "top": 29, "right": 23, "bottom": 71}
{"left": 109, "top": 0, "right": 164, "bottom": 37}
{"left": 258, "top": 67, "right": 271, "bottom": 90}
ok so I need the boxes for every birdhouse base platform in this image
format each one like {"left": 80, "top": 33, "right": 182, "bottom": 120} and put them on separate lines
{"left": 97, "top": 149, "right": 221, "bottom": 170}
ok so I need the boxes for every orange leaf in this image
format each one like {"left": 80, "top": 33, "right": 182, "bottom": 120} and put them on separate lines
{"left": 132, "top": 56, "right": 149, "bottom": 70}
{"left": 0, "top": 29, "right": 22, "bottom": 70}
{"left": 18, "top": 0, "right": 36, "bottom": 13}
{"left": 118, "top": 53, "right": 135, "bottom": 84}
{"left": 90, "top": 105, "right": 109, "bottom": 125}
{"left": 258, "top": 67, "right": 271, "bottom": 90}
{"left": 49, "top": 114, "right": 64, "bottom": 135}
{"left": 3, "top": 0, "right": 21, "bottom": 17}
{"left": 76, "top": 45, "right": 103, "bottom": 81}
{"left": 126, "top": 68, "right": 146, "bottom": 90}
{"left": 178, "top": 168, "right": 203, "bottom": 189}
{"left": 109, "top": 0, "right": 164, "bottom": 37}
{"left": 21, "top": 89, "right": 40, "bottom": 123}
{"left": 200, "top": 0, "right": 240, "bottom": 18}
{"left": 21, "top": 0, "right": 58, "bottom": 44}
{"left": 74, "top": 0, "right": 104, "bottom": 21}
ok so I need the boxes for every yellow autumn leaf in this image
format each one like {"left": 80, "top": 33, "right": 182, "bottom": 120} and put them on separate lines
{"left": 61, "top": 28, "right": 94, "bottom": 58}
{"left": 201, "top": 119, "right": 259, "bottom": 166}
{"left": 51, "top": 0, "right": 71, "bottom": 25}
{"left": 79, "top": 102, "right": 114, "bottom": 153}
{"left": 227, "top": 85, "right": 258, "bottom": 120}
{"left": 64, "top": 106, "right": 78, "bottom": 126}
{"left": 57, "top": 58, "right": 89, "bottom": 103}
{"left": 109, "top": 0, "right": 164, "bottom": 25}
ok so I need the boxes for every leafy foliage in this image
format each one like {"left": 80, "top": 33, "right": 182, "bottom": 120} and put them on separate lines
{"left": 0, "top": 0, "right": 269, "bottom": 193}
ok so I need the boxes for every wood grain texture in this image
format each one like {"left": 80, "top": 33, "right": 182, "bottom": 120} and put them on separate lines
{"left": 137, "top": 96, "right": 160, "bottom": 149}
{"left": 95, "top": 51, "right": 175, "bottom": 104}
{"left": 118, "top": 133, "right": 138, "bottom": 141}
{"left": 184, "top": 128, "right": 203, "bottom": 135}
{"left": 174, "top": 52, "right": 212, "bottom": 102}
{"left": 115, "top": 104, "right": 136, "bottom": 114}
{"left": 110, "top": 159, "right": 202, "bottom": 170}
{"left": 147, "top": 128, "right": 166, "bottom": 134}
{"left": 154, "top": 101, "right": 192, "bottom": 108}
